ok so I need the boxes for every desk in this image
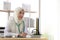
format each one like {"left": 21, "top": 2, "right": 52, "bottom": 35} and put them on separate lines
{"left": 0, "top": 38, "right": 48, "bottom": 40}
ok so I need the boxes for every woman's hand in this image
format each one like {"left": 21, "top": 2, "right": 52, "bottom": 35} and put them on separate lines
{"left": 19, "top": 32, "right": 27, "bottom": 37}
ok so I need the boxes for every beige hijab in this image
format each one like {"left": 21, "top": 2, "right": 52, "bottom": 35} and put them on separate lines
{"left": 13, "top": 7, "right": 24, "bottom": 33}
{"left": 13, "top": 7, "right": 24, "bottom": 24}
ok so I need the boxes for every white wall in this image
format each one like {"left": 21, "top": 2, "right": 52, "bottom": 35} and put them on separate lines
{"left": 40, "top": 0, "right": 58, "bottom": 40}
{"left": 57, "top": 0, "right": 60, "bottom": 40}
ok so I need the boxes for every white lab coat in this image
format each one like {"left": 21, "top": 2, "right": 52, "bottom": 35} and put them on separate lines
{"left": 4, "top": 16, "right": 29, "bottom": 36}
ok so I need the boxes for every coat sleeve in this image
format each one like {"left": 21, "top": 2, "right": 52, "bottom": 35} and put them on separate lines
{"left": 4, "top": 20, "right": 11, "bottom": 36}
{"left": 4, "top": 16, "right": 13, "bottom": 36}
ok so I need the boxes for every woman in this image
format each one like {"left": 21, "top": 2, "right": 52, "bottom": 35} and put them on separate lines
{"left": 4, "top": 7, "right": 28, "bottom": 37}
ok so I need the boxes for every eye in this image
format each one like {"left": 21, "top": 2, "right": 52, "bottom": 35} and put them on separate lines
{"left": 20, "top": 12, "right": 21, "bottom": 14}
{"left": 23, "top": 12, "right": 24, "bottom": 14}
{"left": 19, "top": 12, "right": 24, "bottom": 15}
{"left": 19, "top": 11, "right": 22, "bottom": 14}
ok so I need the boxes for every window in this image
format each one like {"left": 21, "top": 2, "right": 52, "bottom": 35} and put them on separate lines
{"left": 10, "top": 0, "right": 39, "bottom": 33}
{"left": 0, "top": 12, "right": 8, "bottom": 27}
{"left": 0, "top": 0, "right": 39, "bottom": 33}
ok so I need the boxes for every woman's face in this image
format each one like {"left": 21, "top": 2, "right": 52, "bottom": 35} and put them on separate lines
{"left": 17, "top": 9, "right": 24, "bottom": 20}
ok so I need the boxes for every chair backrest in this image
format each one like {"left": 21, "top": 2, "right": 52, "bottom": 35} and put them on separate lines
{"left": 0, "top": 27, "right": 5, "bottom": 33}
{"left": 0, "top": 27, "right": 5, "bottom": 37}
{"left": 24, "top": 17, "right": 34, "bottom": 27}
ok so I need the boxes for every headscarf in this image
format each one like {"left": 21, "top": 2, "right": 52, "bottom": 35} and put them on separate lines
{"left": 13, "top": 7, "right": 24, "bottom": 24}
{"left": 13, "top": 7, "right": 25, "bottom": 33}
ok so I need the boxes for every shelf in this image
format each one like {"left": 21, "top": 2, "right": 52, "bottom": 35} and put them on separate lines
{"left": 0, "top": 10, "right": 36, "bottom": 13}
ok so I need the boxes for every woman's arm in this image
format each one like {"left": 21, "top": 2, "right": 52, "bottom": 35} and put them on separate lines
{"left": 4, "top": 16, "right": 14, "bottom": 37}
{"left": 4, "top": 20, "right": 11, "bottom": 36}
